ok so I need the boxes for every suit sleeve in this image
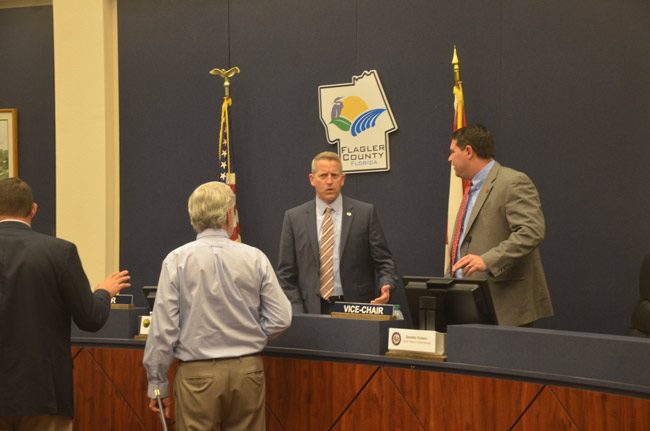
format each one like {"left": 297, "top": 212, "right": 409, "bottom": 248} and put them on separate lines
{"left": 481, "top": 174, "right": 545, "bottom": 277}
{"left": 59, "top": 243, "right": 111, "bottom": 331}
{"left": 277, "top": 212, "right": 306, "bottom": 314}
{"left": 368, "top": 205, "right": 397, "bottom": 288}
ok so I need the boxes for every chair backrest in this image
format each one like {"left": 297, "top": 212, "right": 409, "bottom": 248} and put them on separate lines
{"left": 640, "top": 254, "right": 650, "bottom": 300}
{"left": 630, "top": 254, "right": 650, "bottom": 337}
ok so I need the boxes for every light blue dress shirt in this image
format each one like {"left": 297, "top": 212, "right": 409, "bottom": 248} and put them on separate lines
{"left": 143, "top": 228, "right": 292, "bottom": 398}
{"left": 455, "top": 159, "right": 496, "bottom": 278}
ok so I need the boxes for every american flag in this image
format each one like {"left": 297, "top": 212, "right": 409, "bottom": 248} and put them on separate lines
{"left": 445, "top": 46, "right": 468, "bottom": 273}
{"left": 218, "top": 95, "right": 241, "bottom": 241}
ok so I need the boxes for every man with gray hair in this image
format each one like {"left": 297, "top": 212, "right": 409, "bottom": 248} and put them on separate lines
{"left": 143, "top": 181, "right": 292, "bottom": 431}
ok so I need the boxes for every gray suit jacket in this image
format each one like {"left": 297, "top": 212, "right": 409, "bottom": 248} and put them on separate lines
{"left": 277, "top": 196, "right": 397, "bottom": 314}
{"left": 448, "top": 162, "right": 554, "bottom": 326}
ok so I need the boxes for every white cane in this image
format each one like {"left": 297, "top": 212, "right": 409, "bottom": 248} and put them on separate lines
{"left": 154, "top": 388, "right": 169, "bottom": 431}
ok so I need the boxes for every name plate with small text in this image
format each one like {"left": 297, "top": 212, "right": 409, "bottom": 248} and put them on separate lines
{"left": 387, "top": 327, "right": 446, "bottom": 360}
{"left": 330, "top": 302, "right": 394, "bottom": 320}
{"left": 134, "top": 314, "right": 153, "bottom": 340}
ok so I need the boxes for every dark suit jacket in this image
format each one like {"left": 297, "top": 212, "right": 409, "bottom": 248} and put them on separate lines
{"left": 0, "top": 221, "right": 111, "bottom": 417}
{"left": 447, "top": 162, "right": 554, "bottom": 326}
{"left": 277, "top": 196, "right": 397, "bottom": 314}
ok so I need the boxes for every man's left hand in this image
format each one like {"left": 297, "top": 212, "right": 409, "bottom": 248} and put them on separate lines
{"left": 452, "top": 254, "right": 487, "bottom": 276}
{"left": 370, "top": 284, "right": 391, "bottom": 304}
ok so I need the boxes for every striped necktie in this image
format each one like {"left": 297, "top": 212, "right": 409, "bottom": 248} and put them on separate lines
{"left": 319, "top": 207, "right": 335, "bottom": 300}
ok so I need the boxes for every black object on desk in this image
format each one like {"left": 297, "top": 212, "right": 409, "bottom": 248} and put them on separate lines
{"left": 403, "top": 276, "right": 496, "bottom": 331}
{"left": 72, "top": 307, "right": 149, "bottom": 339}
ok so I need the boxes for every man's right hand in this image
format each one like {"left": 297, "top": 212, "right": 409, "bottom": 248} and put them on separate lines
{"left": 97, "top": 270, "right": 131, "bottom": 297}
{"left": 149, "top": 397, "right": 172, "bottom": 419}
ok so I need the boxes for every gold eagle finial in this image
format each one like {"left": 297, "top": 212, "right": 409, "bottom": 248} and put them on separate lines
{"left": 209, "top": 67, "right": 241, "bottom": 97}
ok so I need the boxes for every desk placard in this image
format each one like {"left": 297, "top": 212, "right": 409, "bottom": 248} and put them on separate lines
{"left": 330, "top": 302, "right": 394, "bottom": 321}
{"left": 388, "top": 327, "right": 445, "bottom": 356}
{"left": 111, "top": 294, "right": 134, "bottom": 309}
{"left": 133, "top": 314, "right": 153, "bottom": 340}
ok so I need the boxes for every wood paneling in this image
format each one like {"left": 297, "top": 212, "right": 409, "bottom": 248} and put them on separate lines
{"left": 512, "top": 386, "right": 579, "bottom": 430}
{"left": 384, "top": 367, "right": 542, "bottom": 430}
{"left": 73, "top": 348, "right": 150, "bottom": 431}
{"left": 334, "top": 368, "right": 425, "bottom": 431}
{"left": 263, "top": 356, "right": 378, "bottom": 431}
{"left": 266, "top": 405, "right": 284, "bottom": 431}
{"left": 72, "top": 347, "right": 650, "bottom": 431}
{"left": 551, "top": 385, "right": 650, "bottom": 431}
{"left": 73, "top": 347, "right": 175, "bottom": 431}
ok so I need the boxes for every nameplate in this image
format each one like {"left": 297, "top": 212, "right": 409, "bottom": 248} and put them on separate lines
{"left": 330, "top": 302, "right": 394, "bottom": 321}
{"left": 388, "top": 327, "right": 446, "bottom": 356}
{"left": 134, "top": 314, "right": 153, "bottom": 340}
{"left": 110, "top": 294, "right": 134, "bottom": 309}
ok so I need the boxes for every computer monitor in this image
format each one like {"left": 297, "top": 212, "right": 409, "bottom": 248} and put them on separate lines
{"left": 117, "top": 286, "right": 150, "bottom": 309}
{"left": 141, "top": 285, "right": 158, "bottom": 311}
{"left": 403, "top": 276, "right": 497, "bottom": 332}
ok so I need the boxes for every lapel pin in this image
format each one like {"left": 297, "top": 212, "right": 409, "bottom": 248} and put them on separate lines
{"left": 346, "top": 212, "right": 352, "bottom": 216}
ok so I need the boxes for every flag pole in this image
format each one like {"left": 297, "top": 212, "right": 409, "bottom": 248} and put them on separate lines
{"left": 452, "top": 46, "right": 461, "bottom": 87}
{"left": 451, "top": 46, "right": 466, "bottom": 130}
{"left": 210, "top": 67, "right": 240, "bottom": 180}
{"left": 210, "top": 66, "right": 242, "bottom": 241}
{"left": 444, "top": 46, "right": 467, "bottom": 274}
{"left": 209, "top": 66, "right": 240, "bottom": 98}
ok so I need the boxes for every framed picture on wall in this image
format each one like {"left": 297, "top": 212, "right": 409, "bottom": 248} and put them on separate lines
{"left": 0, "top": 108, "right": 18, "bottom": 179}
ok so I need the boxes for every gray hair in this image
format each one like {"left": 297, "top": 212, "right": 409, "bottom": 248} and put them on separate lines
{"left": 311, "top": 151, "right": 341, "bottom": 173}
{"left": 188, "top": 181, "right": 235, "bottom": 233}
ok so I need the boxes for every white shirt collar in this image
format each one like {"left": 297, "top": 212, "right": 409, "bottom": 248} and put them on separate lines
{"left": 197, "top": 228, "right": 230, "bottom": 239}
{"left": 0, "top": 219, "right": 31, "bottom": 227}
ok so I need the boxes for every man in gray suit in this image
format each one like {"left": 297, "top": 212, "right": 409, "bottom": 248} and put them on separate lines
{"left": 447, "top": 125, "right": 554, "bottom": 326}
{"left": 278, "top": 151, "right": 397, "bottom": 314}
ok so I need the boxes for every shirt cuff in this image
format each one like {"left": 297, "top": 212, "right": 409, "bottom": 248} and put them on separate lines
{"left": 147, "top": 381, "right": 170, "bottom": 399}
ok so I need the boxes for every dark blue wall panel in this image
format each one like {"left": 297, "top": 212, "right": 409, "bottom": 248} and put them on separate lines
{"left": 0, "top": 6, "right": 55, "bottom": 235}
{"left": 118, "top": 0, "right": 650, "bottom": 335}
{"left": 118, "top": 0, "right": 230, "bottom": 286}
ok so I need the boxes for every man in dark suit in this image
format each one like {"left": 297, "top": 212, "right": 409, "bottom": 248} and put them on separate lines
{"left": 446, "top": 125, "right": 554, "bottom": 326}
{"left": 277, "top": 151, "right": 398, "bottom": 314}
{"left": 0, "top": 178, "right": 131, "bottom": 431}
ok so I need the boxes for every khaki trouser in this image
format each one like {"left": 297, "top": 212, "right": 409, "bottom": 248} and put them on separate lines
{"left": 174, "top": 354, "right": 265, "bottom": 431}
{"left": 0, "top": 415, "right": 73, "bottom": 431}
